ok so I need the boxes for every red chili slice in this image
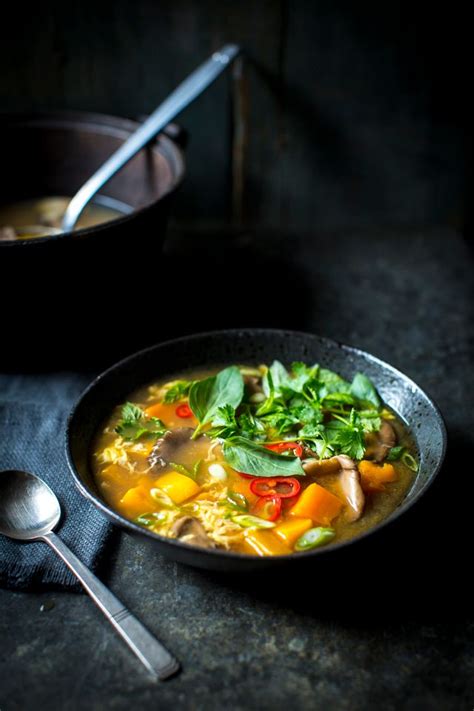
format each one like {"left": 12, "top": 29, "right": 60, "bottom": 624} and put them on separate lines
{"left": 252, "top": 495, "right": 282, "bottom": 522}
{"left": 250, "top": 477, "right": 301, "bottom": 499}
{"left": 238, "top": 472, "right": 255, "bottom": 479}
{"left": 175, "top": 403, "right": 193, "bottom": 418}
{"left": 265, "top": 441, "right": 303, "bottom": 457}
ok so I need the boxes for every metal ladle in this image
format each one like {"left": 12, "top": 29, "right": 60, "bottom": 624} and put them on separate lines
{"left": 61, "top": 44, "right": 240, "bottom": 233}
{"left": 0, "top": 469, "right": 179, "bottom": 680}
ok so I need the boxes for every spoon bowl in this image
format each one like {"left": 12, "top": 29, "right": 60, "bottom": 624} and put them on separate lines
{"left": 0, "top": 469, "right": 60, "bottom": 540}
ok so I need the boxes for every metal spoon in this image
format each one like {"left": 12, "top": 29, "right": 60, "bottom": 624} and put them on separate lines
{"left": 61, "top": 43, "right": 241, "bottom": 233}
{"left": 0, "top": 469, "right": 179, "bottom": 680}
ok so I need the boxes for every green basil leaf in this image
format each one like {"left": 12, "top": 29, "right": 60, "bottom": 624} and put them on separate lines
{"left": 318, "top": 368, "right": 351, "bottom": 394}
{"left": 350, "top": 373, "right": 381, "bottom": 409}
{"left": 189, "top": 366, "right": 244, "bottom": 426}
{"left": 222, "top": 436, "right": 305, "bottom": 477}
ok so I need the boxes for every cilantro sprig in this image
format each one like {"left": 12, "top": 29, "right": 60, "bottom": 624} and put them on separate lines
{"left": 115, "top": 402, "right": 167, "bottom": 441}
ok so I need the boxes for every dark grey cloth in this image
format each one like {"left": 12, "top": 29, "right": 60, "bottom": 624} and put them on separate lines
{"left": 0, "top": 373, "right": 117, "bottom": 591}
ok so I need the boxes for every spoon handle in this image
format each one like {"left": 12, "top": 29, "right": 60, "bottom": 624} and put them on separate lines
{"left": 42, "top": 531, "right": 179, "bottom": 680}
{"left": 62, "top": 43, "right": 240, "bottom": 232}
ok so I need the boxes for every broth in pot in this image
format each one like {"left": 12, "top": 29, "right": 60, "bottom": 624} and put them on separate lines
{"left": 0, "top": 196, "right": 128, "bottom": 240}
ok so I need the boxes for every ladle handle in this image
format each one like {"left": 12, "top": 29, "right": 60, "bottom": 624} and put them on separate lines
{"left": 61, "top": 43, "right": 240, "bottom": 232}
{"left": 42, "top": 531, "right": 179, "bottom": 680}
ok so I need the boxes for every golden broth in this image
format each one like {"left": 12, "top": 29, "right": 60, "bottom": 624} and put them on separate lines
{"left": 0, "top": 196, "right": 125, "bottom": 240}
{"left": 92, "top": 366, "right": 417, "bottom": 557}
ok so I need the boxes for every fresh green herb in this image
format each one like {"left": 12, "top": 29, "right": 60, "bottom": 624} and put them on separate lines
{"left": 222, "top": 436, "right": 305, "bottom": 477}
{"left": 136, "top": 511, "right": 170, "bottom": 527}
{"left": 295, "top": 527, "right": 336, "bottom": 551}
{"left": 168, "top": 461, "right": 197, "bottom": 481}
{"left": 387, "top": 445, "right": 405, "bottom": 461}
{"left": 190, "top": 366, "right": 244, "bottom": 437}
{"left": 324, "top": 409, "right": 366, "bottom": 460}
{"left": 184, "top": 362, "right": 386, "bottom": 466}
{"left": 237, "top": 410, "right": 266, "bottom": 440}
{"left": 193, "top": 459, "right": 202, "bottom": 479}
{"left": 350, "top": 373, "right": 381, "bottom": 409}
{"left": 232, "top": 514, "right": 276, "bottom": 529}
{"left": 318, "top": 368, "right": 351, "bottom": 395}
{"left": 115, "top": 402, "right": 167, "bottom": 441}
{"left": 163, "top": 380, "right": 194, "bottom": 403}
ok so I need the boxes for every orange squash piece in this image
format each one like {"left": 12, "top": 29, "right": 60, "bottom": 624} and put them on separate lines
{"left": 358, "top": 460, "right": 397, "bottom": 492}
{"left": 118, "top": 486, "right": 155, "bottom": 518}
{"left": 274, "top": 518, "right": 312, "bottom": 547}
{"left": 289, "top": 483, "right": 343, "bottom": 525}
{"left": 153, "top": 471, "right": 201, "bottom": 503}
{"left": 229, "top": 476, "right": 259, "bottom": 506}
{"left": 243, "top": 529, "right": 292, "bottom": 556}
{"left": 145, "top": 402, "right": 197, "bottom": 428}
{"left": 145, "top": 403, "right": 169, "bottom": 419}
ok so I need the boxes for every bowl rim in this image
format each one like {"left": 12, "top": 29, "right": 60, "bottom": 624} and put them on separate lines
{"left": 65, "top": 328, "right": 448, "bottom": 563}
{"left": 0, "top": 109, "right": 186, "bottom": 248}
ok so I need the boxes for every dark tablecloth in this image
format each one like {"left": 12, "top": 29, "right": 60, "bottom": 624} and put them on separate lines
{"left": 0, "top": 373, "right": 116, "bottom": 590}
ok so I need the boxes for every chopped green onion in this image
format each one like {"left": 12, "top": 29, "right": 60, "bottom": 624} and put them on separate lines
{"left": 135, "top": 513, "right": 157, "bottom": 526}
{"left": 232, "top": 514, "right": 275, "bottom": 529}
{"left": 135, "top": 511, "right": 170, "bottom": 527}
{"left": 226, "top": 492, "right": 248, "bottom": 510}
{"left": 401, "top": 451, "right": 418, "bottom": 472}
{"left": 295, "top": 527, "right": 336, "bottom": 551}
{"left": 208, "top": 463, "right": 228, "bottom": 481}
{"left": 150, "top": 488, "right": 175, "bottom": 508}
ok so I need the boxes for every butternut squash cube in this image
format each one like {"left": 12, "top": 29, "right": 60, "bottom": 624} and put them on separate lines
{"left": 274, "top": 517, "right": 313, "bottom": 547}
{"left": 289, "top": 483, "right": 343, "bottom": 525}
{"left": 358, "top": 460, "right": 397, "bottom": 492}
{"left": 243, "top": 529, "right": 292, "bottom": 557}
{"left": 154, "top": 471, "right": 201, "bottom": 504}
{"left": 118, "top": 486, "right": 155, "bottom": 518}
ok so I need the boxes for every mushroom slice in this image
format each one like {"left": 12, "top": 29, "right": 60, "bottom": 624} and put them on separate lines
{"left": 302, "top": 454, "right": 365, "bottom": 522}
{"left": 243, "top": 374, "right": 263, "bottom": 395}
{"left": 373, "top": 420, "right": 397, "bottom": 463}
{"left": 336, "top": 455, "right": 365, "bottom": 522}
{"left": 170, "top": 516, "right": 215, "bottom": 548}
{"left": 148, "top": 427, "right": 195, "bottom": 471}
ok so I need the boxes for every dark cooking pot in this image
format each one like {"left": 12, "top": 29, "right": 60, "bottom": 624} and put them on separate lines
{"left": 66, "top": 329, "right": 447, "bottom": 573}
{"left": 0, "top": 111, "right": 185, "bottom": 368}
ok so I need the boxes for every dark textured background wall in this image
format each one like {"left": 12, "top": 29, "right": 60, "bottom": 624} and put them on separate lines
{"left": 0, "top": 0, "right": 470, "bottom": 231}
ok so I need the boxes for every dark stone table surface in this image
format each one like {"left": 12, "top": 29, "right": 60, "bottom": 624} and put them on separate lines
{"left": 1, "top": 226, "right": 473, "bottom": 711}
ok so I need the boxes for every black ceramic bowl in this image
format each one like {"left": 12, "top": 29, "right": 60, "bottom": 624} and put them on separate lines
{"left": 66, "top": 329, "right": 447, "bottom": 572}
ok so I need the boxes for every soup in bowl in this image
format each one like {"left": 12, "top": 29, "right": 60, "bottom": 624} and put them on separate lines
{"left": 67, "top": 330, "right": 446, "bottom": 571}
